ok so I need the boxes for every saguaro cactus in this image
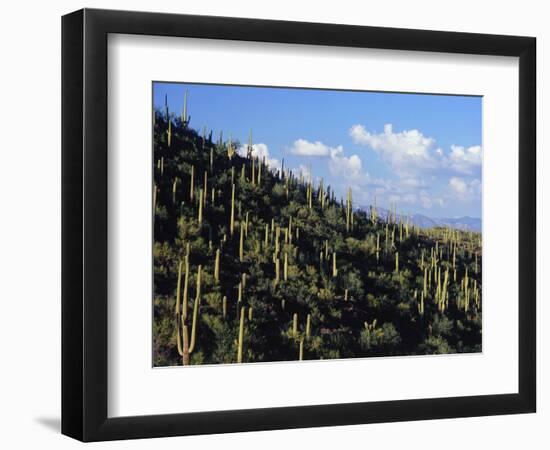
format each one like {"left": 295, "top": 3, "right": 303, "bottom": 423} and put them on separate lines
{"left": 274, "top": 227, "right": 281, "bottom": 257}
{"left": 175, "top": 260, "right": 184, "bottom": 318}
{"left": 203, "top": 171, "right": 208, "bottom": 207}
{"left": 452, "top": 245, "right": 456, "bottom": 269}
{"left": 230, "top": 183, "right": 236, "bottom": 236}
{"left": 172, "top": 178, "right": 178, "bottom": 204}
{"left": 198, "top": 188, "right": 203, "bottom": 225}
{"left": 214, "top": 249, "right": 220, "bottom": 282}
{"left": 237, "top": 306, "right": 245, "bottom": 363}
{"left": 423, "top": 267, "right": 428, "bottom": 298}
{"left": 274, "top": 258, "right": 280, "bottom": 286}
{"left": 210, "top": 147, "right": 214, "bottom": 173}
{"left": 395, "top": 252, "right": 399, "bottom": 273}
{"left": 227, "top": 137, "right": 235, "bottom": 160}
{"left": 239, "top": 222, "right": 245, "bottom": 262}
{"left": 288, "top": 216, "right": 293, "bottom": 243}
{"left": 346, "top": 187, "right": 352, "bottom": 232}
{"left": 176, "top": 264, "right": 201, "bottom": 365}
{"left": 189, "top": 165, "right": 195, "bottom": 201}
{"left": 440, "top": 268, "right": 449, "bottom": 312}
{"left": 247, "top": 129, "right": 253, "bottom": 158}
{"left": 258, "top": 156, "right": 263, "bottom": 185}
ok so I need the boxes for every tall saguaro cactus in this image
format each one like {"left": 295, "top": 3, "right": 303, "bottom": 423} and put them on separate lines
{"left": 230, "top": 183, "right": 236, "bottom": 236}
{"left": 172, "top": 178, "right": 178, "bottom": 204}
{"left": 214, "top": 249, "right": 220, "bottom": 282}
{"left": 176, "top": 263, "right": 201, "bottom": 365}
{"left": 198, "top": 188, "right": 203, "bottom": 225}
{"left": 210, "top": 147, "right": 214, "bottom": 173}
{"left": 395, "top": 252, "right": 399, "bottom": 273}
{"left": 258, "top": 156, "right": 263, "bottom": 185}
{"left": 189, "top": 165, "right": 195, "bottom": 201}
{"left": 203, "top": 171, "right": 208, "bottom": 207}
{"left": 237, "top": 306, "right": 245, "bottom": 363}
{"left": 274, "top": 258, "right": 280, "bottom": 286}
{"left": 346, "top": 187, "right": 352, "bottom": 232}
{"left": 227, "top": 136, "right": 235, "bottom": 160}
{"left": 247, "top": 129, "right": 253, "bottom": 158}
{"left": 239, "top": 222, "right": 245, "bottom": 262}
{"left": 292, "top": 313, "right": 298, "bottom": 338}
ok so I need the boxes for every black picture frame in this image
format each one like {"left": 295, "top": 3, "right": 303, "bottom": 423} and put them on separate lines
{"left": 62, "top": 8, "right": 536, "bottom": 442}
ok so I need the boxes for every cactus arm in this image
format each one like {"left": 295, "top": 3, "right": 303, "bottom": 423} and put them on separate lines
{"left": 187, "top": 265, "right": 202, "bottom": 355}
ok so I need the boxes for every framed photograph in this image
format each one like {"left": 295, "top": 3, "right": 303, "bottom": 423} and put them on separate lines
{"left": 62, "top": 8, "right": 536, "bottom": 441}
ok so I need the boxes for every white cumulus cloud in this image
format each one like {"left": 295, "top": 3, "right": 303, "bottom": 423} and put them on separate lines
{"left": 447, "top": 145, "right": 482, "bottom": 174}
{"left": 349, "top": 123, "right": 482, "bottom": 178}
{"left": 289, "top": 138, "right": 363, "bottom": 179}
{"left": 237, "top": 143, "right": 280, "bottom": 170}
{"left": 350, "top": 123, "right": 438, "bottom": 176}
{"left": 327, "top": 145, "right": 362, "bottom": 179}
{"left": 289, "top": 139, "right": 331, "bottom": 156}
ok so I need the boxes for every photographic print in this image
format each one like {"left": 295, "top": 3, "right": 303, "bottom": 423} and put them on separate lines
{"left": 153, "top": 82, "right": 482, "bottom": 367}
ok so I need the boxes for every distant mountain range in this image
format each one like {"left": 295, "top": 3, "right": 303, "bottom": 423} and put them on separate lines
{"left": 360, "top": 206, "right": 482, "bottom": 232}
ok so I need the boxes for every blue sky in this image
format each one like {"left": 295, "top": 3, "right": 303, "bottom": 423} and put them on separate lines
{"left": 153, "top": 82, "right": 482, "bottom": 219}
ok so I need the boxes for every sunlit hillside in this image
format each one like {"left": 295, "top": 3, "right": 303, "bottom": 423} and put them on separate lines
{"left": 153, "top": 106, "right": 482, "bottom": 366}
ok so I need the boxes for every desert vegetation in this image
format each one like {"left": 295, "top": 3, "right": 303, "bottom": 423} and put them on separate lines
{"left": 153, "top": 95, "right": 482, "bottom": 366}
